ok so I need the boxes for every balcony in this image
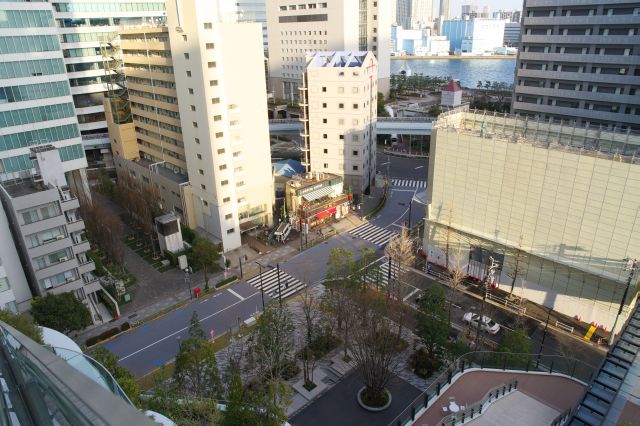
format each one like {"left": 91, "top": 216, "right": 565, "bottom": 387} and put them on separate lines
{"left": 34, "top": 258, "right": 79, "bottom": 282}
{"left": 72, "top": 239, "right": 91, "bottom": 254}
{"left": 77, "top": 260, "right": 95, "bottom": 276}
{"left": 521, "top": 34, "right": 635, "bottom": 45}
{"left": 60, "top": 195, "right": 80, "bottom": 211}
{"left": 47, "top": 277, "right": 84, "bottom": 294}
{"left": 66, "top": 218, "right": 85, "bottom": 234}
{"left": 28, "top": 237, "right": 72, "bottom": 259}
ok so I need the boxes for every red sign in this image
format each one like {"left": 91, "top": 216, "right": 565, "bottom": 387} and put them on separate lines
{"left": 194, "top": 287, "right": 202, "bottom": 298}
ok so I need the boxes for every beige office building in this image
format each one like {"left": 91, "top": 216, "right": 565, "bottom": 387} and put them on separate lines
{"left": 166, "top": 0, "right": 274, "bottom": 251}
{"left": 266, "top": 0, "right": 391, "bottom": 102}
{"left": 424, "top": 107, "right": 640, "bottom": 332}
{"left": 301, "top": 51, "right": 378, "bottom": 198}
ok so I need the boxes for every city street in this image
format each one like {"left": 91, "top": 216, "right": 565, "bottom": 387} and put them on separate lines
{"left": 103, "top": 281, "right": 266, "bottom": 377}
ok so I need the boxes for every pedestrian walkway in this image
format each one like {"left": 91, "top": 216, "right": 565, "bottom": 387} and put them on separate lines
{"left": 391, "top": 178, "right": 426, "bottom": 188}
{"left": 348, "top": 222, "right": 396, "bottom": 246}
{"left": 247, "top": 267, "right": 306, "bottom": 299}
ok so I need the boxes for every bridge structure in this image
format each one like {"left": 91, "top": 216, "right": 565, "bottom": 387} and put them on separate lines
{"left": 269, "top": 116, "right": 435, "bottom": 136}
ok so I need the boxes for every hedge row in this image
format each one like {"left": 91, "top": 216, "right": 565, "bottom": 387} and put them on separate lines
{"left": 215, "top": 275, "right": 237, "bottom": 288}
{"left": 86, "top": 322, "right": 130, "bottom": 347}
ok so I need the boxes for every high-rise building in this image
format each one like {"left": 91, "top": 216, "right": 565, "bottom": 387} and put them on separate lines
{"left": 410, "top": 0, "right": 433, "bottom": 30}
{"left": 301, "top": 51, "right": 378, "bottom": 198}
{"left": 424, "top": 106, "right": 640, "bottom": 333}
{"left": 234, "top": 0, "right": 268, "bottom": 53}
{"left": 503, "top": 22, "right": 521, "bottom": 47}
{"left": 461, "top": 4, "right": 478, "bottom": 19}
{"left": 164, "top": 0, "right": 274, "bottom": 251}
{"left": 438, "top": 0, "right": 449, "bottom": 19}
{"left": 52, "top": 0, "right": 166, "bottom": 166}
{"left": 266, "top": 0, "right": 391, "bottom": 102}
{"left": 480, "top": 5, "right": 490, "bottom": 19}
{"left": 442, "top": 18, "right": 505, "bottom": 53}
{"left": 512, "top": 0, "right": 640, "bottom": 131}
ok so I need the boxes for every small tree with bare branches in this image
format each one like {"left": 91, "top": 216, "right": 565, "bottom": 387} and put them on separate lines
{"left": 385, "top": 226, "right": 415, "bottom": 339}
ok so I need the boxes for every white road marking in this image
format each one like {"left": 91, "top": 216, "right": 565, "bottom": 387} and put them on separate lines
{"left": 118, "top": 293, "right": 259, "bottom": 361}
{"left": 227, "top": 288, "right": 245, "bottom": 301}
{"left": 380, "top": 161, "right": 390, "bottom": 165}
{"left": 403, "top": 288, "right": 420, "bottom": 302}
{"left": 414, "top": 166, "right": 424, "bottom": 170}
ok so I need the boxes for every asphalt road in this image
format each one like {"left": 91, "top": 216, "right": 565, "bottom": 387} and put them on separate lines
{"left": 104, "top": 281, "right": 266, "bottom": 377}
{"left": 377, "top": 150, "right": 429, "bottom": 181}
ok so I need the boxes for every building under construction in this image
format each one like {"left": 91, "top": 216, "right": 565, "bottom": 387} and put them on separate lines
{"left": 424, "top": 106, "right": 640, "bottom": 333}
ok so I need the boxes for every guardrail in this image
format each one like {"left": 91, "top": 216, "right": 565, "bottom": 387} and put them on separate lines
{"left": 269, "top": 118, "right": 300, "bottom": 124}
{"left": 485, "top": 292, "right": 526, "bottom": 315}
{"left": 378, "top": 116, "right": 437, "bottom": 122}
{"left": 388, "top": 351, "right": 596, "bottom": 426}
{"left": 439, "top": 379, "right": 519, "bottom": 425}
{"left": 554, "top": 321, "right": 575, "bottom": 334}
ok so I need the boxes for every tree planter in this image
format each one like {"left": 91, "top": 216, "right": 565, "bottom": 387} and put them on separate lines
{"left": 357, "top": 387, "right": 392, "bottom": 412}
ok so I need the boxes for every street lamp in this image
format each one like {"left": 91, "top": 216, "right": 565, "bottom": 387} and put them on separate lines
{"left": 183, "top": 266, "right": 193, "bottom": 300}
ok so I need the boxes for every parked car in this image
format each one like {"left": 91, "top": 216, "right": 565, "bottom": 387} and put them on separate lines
{"left": 463, "top": 312, "right": 501, "bottom": 334}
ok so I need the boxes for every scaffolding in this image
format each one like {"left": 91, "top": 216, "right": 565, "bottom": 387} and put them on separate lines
{"left": 99, "top": 31, "right": 131, "bottom": 124}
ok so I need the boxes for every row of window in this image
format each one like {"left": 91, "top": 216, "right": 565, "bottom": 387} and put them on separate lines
{"left": 134, "top": 102, "right": 180, "bottom": 120}
{"left": 523, "top": 46, "right": 635, "bottom": 56}
{"left": 136, "top": 126, "right": 183, "bottom": 148}
{"left": 124, "top": 49, "right": 171, "bottom": 58}
{"left": 0, "top": 59, "right": 65, "bottom": 80}
{"left": 63, "top": 47, "right": 100, "bottom": 58}
{"left": 0, "top": 102, "right": 75, "bottom": 128}
{"left": 0, "top": 81, "right": 71, "bottom": 104}
{"left": 58, "top": 144, "right": 85, "bottom": 162}
{"left": 279, "top": 3, "right": 327, "bottom": 11}
{"left": 321, "top": 148, "right": 361, "bottom": 156}
{"left": 128, "top": 76, "right": 176, "bottom": 90}
{"left": 126, "top": 64, "right": 174, "bottom": 74}
{"left": 526, "top": 7, "right": 640, "bottom": 18}
{"left": 53, "top": 2, "right": 164, "bottom": 13}
{"left": 0, "top": 124, "right": 80, "bottom": 152}
{"left": 0, "top": 10, "right": 53, "bottom": 28}
{"left": 518, "top": 80, "right": 638, "bottom": 96}
{"left": 134, "top": 114, "right": 182, "bottom": 134}
{"left": 0, "top": 35, "right": 59, "bottom": 54}
{"left": 322, "top": 163, "right": 362, "bottom": 172}
{"left": 60, "top": 32, "right": 109, "bottom": 44}
{"left": 525, "top": 27, "right": 640, "bottom": 37}
{"left": 137, "top": 139, "right": 186, "bottom": 162}
{"left": 129, "top": 89, "right": 177, "bottom": 104}
{"left": 21, "top": 202, "right": 60, "bottom": 225}
{"left": 34, "top": 249, "right": 70, "bottom": 271}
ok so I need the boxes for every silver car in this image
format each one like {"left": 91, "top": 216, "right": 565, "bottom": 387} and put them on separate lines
{"left": 463, "top": 312, "right": 501, "bottom": 334}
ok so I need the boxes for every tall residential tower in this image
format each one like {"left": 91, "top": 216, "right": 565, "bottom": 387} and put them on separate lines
{"left": 512, "top": 0, "right": 640, "bottom": 131}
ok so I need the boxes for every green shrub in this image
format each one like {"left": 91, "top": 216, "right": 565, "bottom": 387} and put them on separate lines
{"left": 410, "top": 348, "right": 442, "bottom": 378}
{"left": 120, "top": 322, "right": 130, "bottom": 331}
{"left": 85, "top": 326, "right": 122, "bottom": 347}
{"left": 181, "top": 224, "right": 196, "bottom": 244}
{"left": 215, "top": 275, "right": 237, "bottom": 288}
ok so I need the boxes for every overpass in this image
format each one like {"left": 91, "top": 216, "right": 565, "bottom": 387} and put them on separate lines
{"left": 269, "top": 117, "right": 434, "bottom": 136}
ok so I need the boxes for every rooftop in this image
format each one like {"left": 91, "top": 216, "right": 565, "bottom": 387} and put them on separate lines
{"left": 287, "top": 172, "right": 341, "bottom": 191}
{"left": 0, "top": 177, "right": 57, "bottom": 198}
{"left": 135, "top": 158, "right": 189, "bottom": 185}
{"left": 273, "top": 159, "right": 306, "bottom": 178}
{"left": 435, "top": 106, "right": 640, "bottom": 165}
{"left": 306, "top": 51, "right": 372, "bottom": 69}
{"left": 443, "top": 80, "right": 462, "bottom": 92}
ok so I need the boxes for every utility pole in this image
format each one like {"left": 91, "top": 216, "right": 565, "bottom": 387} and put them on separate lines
{"left": 256, "top": 262, "right": 265, "bottom": 310}
{"left": 239, "top": 256, "right": 243, "bottom": 278}
{"left": 475, "top": 256, "right": 499, "bottom": 350}
{"left": 609, "top": 258, "right": 637, "bottom": 345}
{"left": 536, "top": 307, "right": 552, "bottom": 368}
{"left": 276, "top": 263, "right": 283, "bottom": 306}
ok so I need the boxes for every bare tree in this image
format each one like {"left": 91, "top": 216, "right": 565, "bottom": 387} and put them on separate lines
{"left": 79, "top": 193, "right": 126, "bottom": 272}
{"left": 447, "top": 249, "right": 467, "bottom": 325}
{"left": 384, "top": 226, "right": 415, "bottom": 339}
{"left": 508, "top": 235, "right": 527, "bottom": 297}
{"left": 443, "top": 209, "right": 453, "bottom": 270}
{"left": 297, "top": 288, "right": 321, "bottom": 388}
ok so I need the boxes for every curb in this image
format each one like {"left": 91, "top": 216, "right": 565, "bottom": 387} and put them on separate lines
{"left": 363, "top": 182, "right": 389, "bottom": 220}
{"left": 382, "top": 149, "right": 429, "bottom": 159}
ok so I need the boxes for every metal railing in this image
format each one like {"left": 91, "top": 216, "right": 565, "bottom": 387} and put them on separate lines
{"left": 388, "top": 351, "right": 596, "bottom": 426}
{"left": 378, "top": 116, "right": 437, "bottom": 122}
{"left": 550, "top": 408, "right": 572, "bottom": 426}
{"left": 439, "top": 379, "right": 519, "bottom": 425}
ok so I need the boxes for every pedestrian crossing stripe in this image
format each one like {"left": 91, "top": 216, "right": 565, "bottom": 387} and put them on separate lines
{"left": 348, "top": 222, "right": 396, "bottom": 247}
{"left": 246, "top": 268, "right": 306, "bottom": 300}
{"left": 362, "top": 258, "right": 407, "bottom": 288}
{"left": 391, "top": 179, "right": 426, "bottom": 188}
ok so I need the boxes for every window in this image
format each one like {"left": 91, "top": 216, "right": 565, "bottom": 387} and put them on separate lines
{"left": 182, "top": 34, "right": 188, "bottom": 41}
{"left": 323, "top": 148, "right": 328, "bottom": 153}
{"left": 197, "top": 154, "right": 202, "bottom": 159}
{"left": 212, "top": 98, "right": 220, "bottom": 104}
{"left": 227, "top": 228, "right": 235, "bottom": 234}
{"left": 192, "top": 121, "right": 198, "bottom": 128}
{"left": 322, "top": 86, "right": 326, "bottom": 92}
{"left": 323, "top": 134, "right": 327, "bottom": 139}
{"left": 214, "top": 115, "right": 222, "bottom": 121}
{"left": 190, "top": 105, "right": 196, "bottom": 111}
{"left": 203, "top": 200, "right": 208, "bottom": 206}
{"left": 353, "top": 165, "right": 358, "bottom": 171}
{"left": 352, "top": 135, "right": 359, "bottom": 142}
{"left": 223, "top": 197, "right": 230, "bottom": 203}
{"left": 338, "top": 87, "right": 344, "bottom": 93}
{"left": 353, "top": 103, "right": 358, "bottom": 109}
{"left": 186, "top": 70, "right": 191, "bottom": 77}
{"left": 210, "top": 80, "right": 218, "bottom": 86}
{"left": 352, "top": 87, "right": 359, "bottom": 94}
{"left": 323, "top": 163, "right": 328, "bottom": 169}
{"left": 221, "top": 180, "right": 228, "bottom": 186}
{"left": 322, "top": 102, "right": 327, "bottom": 108}
{"left": 208, "top": 61, "right": 216, "bottom": 68}
{"left": 353, "top": 150, "right": 358, "bottom": 155}
{"left": 219, "top": 164, "right": 227, "bottom": 170}
{"left": 206, "top": 43, "right": 214, "bottom": 49}
{"left": 338, "top": 103, "right": 344, "bottom": 109}
{"left": 188, "top": 88, "right": 194, "bottom": 94}
{"left": 217, "top": 148, "right": 225, "bottom": 154}
{"left": 204, "top": 22, "right": 212, "bottom": 29}
{"left": 198, "top": 169, "right": 204, "bottom": 175}
{"left": 225, "top": 213, "right": 232, "bottom": 219}
{"left": 184, "top": 53, "right": 190, "bottom": 59}
{"left": 200, "top": 184, "right": 206, "bottom": 190}
{"left": 322, "top": 118, "right": 327, "bottom": 123}
{"left": 195, "top": 138, "right": 200, "bottom": 144}
{"left": 339, "top": 135, "right": 344, "bottom": 139}
{"left": 236, "top": 181, "right": 245, "bottom": 187}
{"left": 338, "top": 119, "right": 344, "bottom": 125}
{"left": 238, "top": 197, "right": 246, "bottom": 203}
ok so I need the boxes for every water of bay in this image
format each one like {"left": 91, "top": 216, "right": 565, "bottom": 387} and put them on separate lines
{"left": 391, "top": 58, "right": 517, "bottom": 88}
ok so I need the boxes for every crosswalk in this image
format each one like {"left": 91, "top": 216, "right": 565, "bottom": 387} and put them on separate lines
{"left": 246, "top": 267, "right": 306, "bottom": 300}
{"left": 391, "top": 179, "right": 426, "bottom": 188}
{"left": 348, "top": 222, "right": 396, "bottom": 247}
{"left": 363, "top": 258, "right": 407, "bottom": 288}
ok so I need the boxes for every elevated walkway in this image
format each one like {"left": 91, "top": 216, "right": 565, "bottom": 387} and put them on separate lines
{"left": 269, "top": 117, "right": 434, "bottom": 136}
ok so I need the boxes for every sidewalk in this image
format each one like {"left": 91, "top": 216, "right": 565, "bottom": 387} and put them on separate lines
{"left": 360, "top": 184, "right": 385, "bottom": 218}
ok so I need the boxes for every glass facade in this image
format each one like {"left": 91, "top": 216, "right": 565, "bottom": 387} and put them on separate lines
{"left": 0, "top": 10, "right": 53, "bottom": 27}
{"left": 0, "top": 82, "right": 71, "bottom": 104}
{"left": 0, "top": 35, "right": 59, "bottom": 53}
{"left": 58, "top": 144, "right": 85, "bottom": 162}
{"left": 0, "top": 59, "right": 65, "bottom": 80}
{"left": 53, "top": 2, "right": 164, "bottom": 12}
{"left": 0, "top": 103, "right": 75, "bottom": 128}
{"left": 0, "top": 124, "right": 80, "bottom": 152}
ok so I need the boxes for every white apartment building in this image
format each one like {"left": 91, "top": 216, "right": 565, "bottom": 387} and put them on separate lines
{"left": 166, "top": 0, "right": 274, "bottom": 251}
{"left": 301, "top": 51, "right": 377, "bottom": 199}
{"left": 266, "top": 0, "right": 391, "bottom": 102}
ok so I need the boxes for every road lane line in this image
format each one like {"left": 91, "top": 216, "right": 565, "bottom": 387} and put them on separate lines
{"left": 118, "top": 292, "right": 259, "bottom": 361}
{"left": 227, "top": 288, "right": 245, "bottom": 301}
{"left": 414, "top": 166, "right": 424, "bottom": 170}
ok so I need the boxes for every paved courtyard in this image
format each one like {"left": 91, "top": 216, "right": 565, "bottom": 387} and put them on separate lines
{"left": 289, "top": 369, "right": 421, "bottom": 426}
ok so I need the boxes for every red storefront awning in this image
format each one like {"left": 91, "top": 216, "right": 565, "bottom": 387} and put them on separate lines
{"left": 315, "top": 211, "right": 331, "bottom": 220}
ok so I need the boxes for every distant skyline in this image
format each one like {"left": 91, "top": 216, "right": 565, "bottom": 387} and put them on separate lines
{"left": 443, "top": 0, "right": 522, "bottom": 16}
